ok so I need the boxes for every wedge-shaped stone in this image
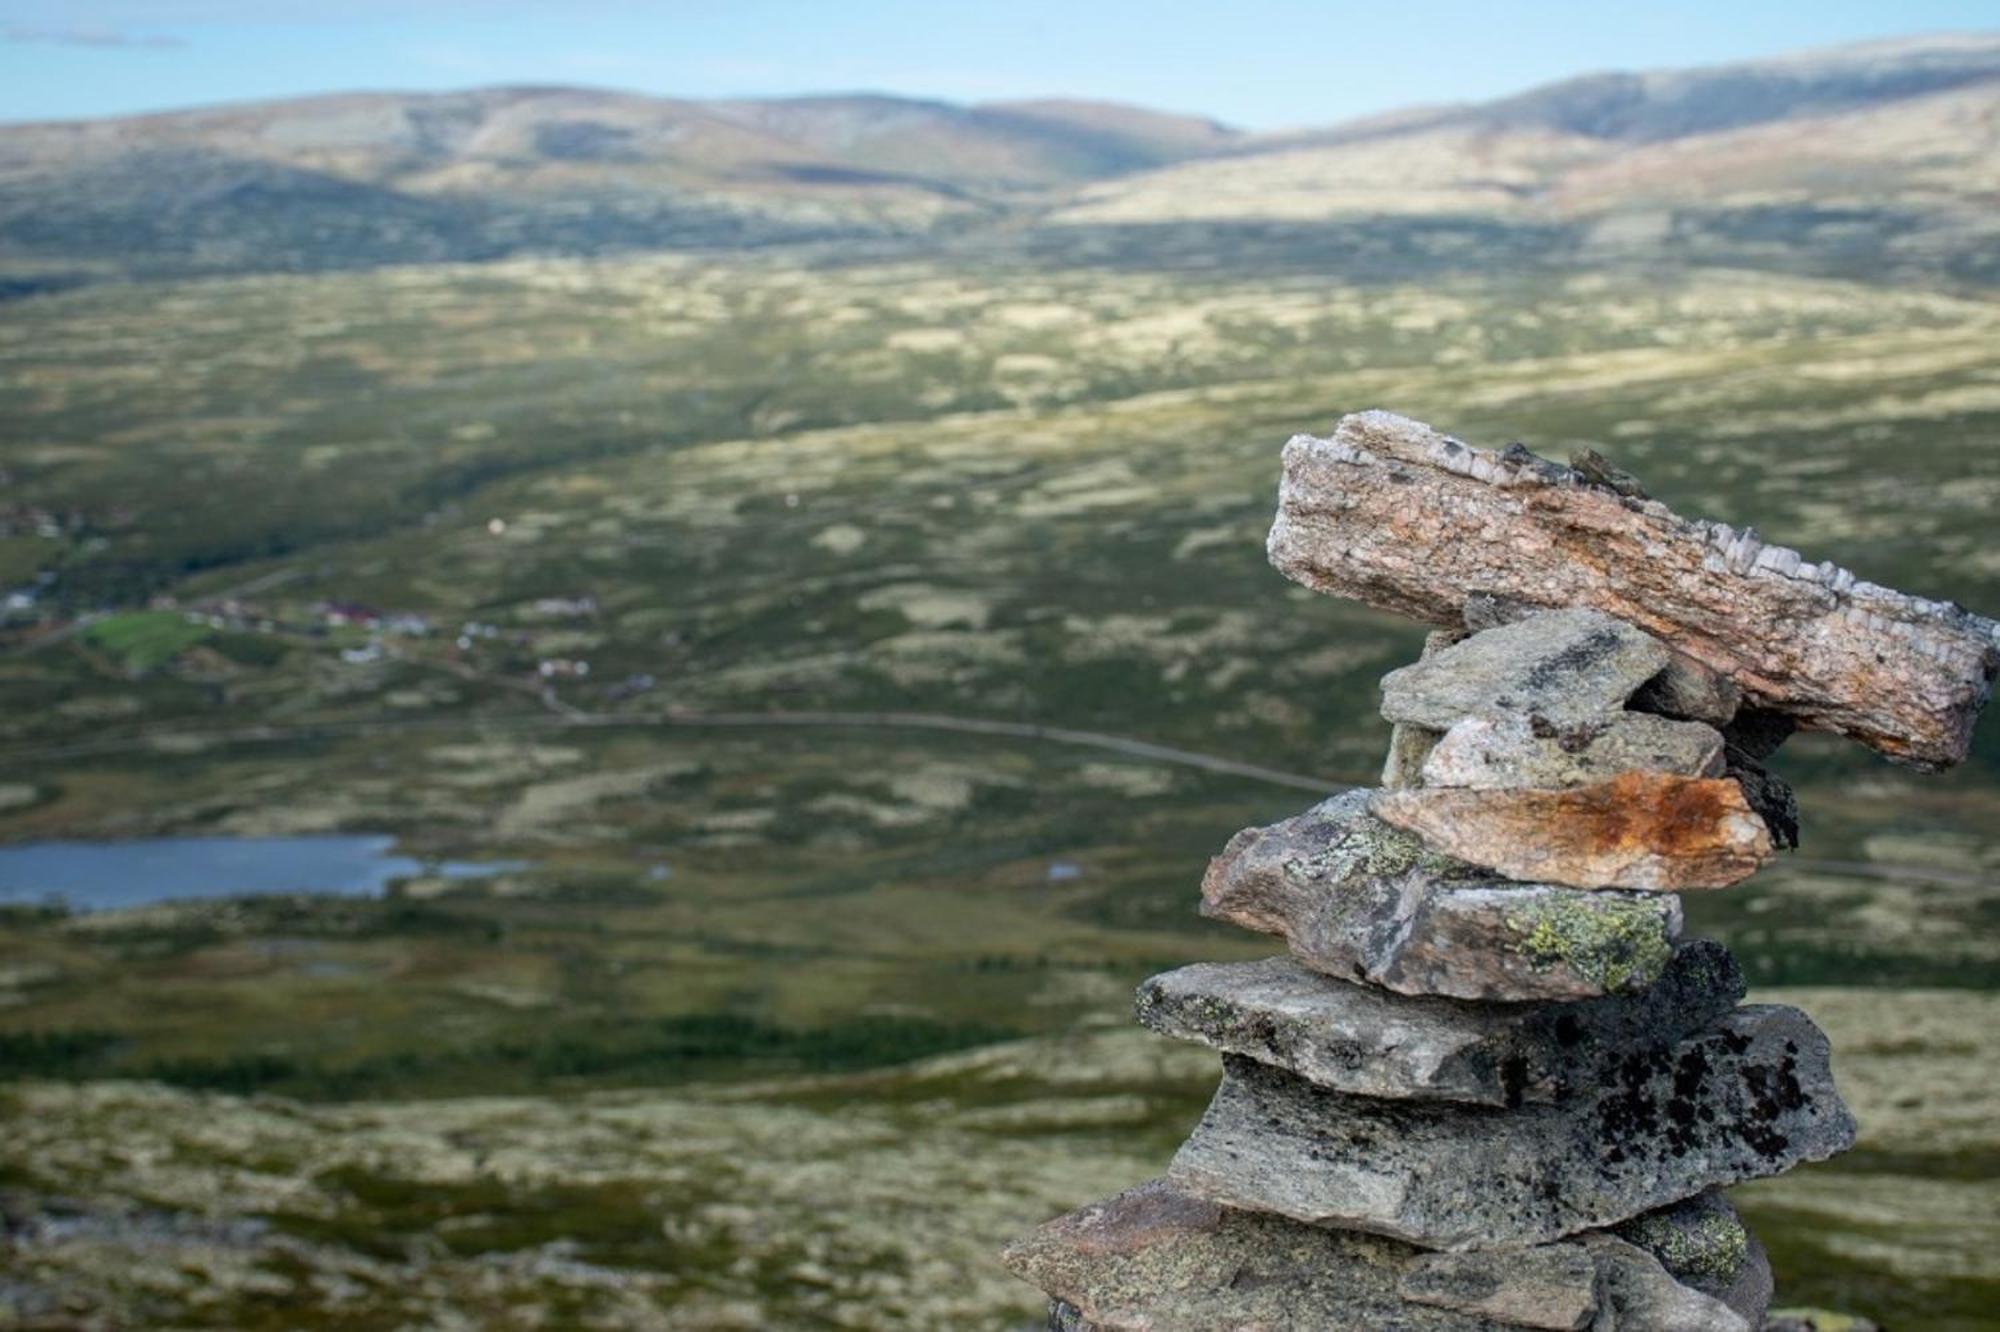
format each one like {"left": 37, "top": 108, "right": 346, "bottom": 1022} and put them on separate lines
{"left": 1202, "top": 789, "right": 1683, "bottom": 1000}
{"left": 1632, "top": 650, "right": 1744, "bottom": 727}
{"left": 1268, "top": 411, "right": 2000, "bottom": 768}
{"left": 1008, "top": 1179, "right": 1770, "bottom": 1332}
{"left": 1135, "top": 940, "right": 1743, "bottom": 1107}
{"left": 1380, "top": 609, "right": 1670, "bottom": 730}
{"left": 1611, "top": 1187, "right": 1773, "bottom": 1318}
{"left": 1168, "top": 1005, "right": 1855, "bottom": 1249}
{"left": 1399, "top": 1226, "right": 1770, "bottom": 1332}
{"left": 1373, "top": 772, "right": 1773, "bottom": 891}
{"left": 1464, "top": 595, "right": 1744, "bottom": 728}
{"left": 1421, "top": 711, "right": 1726, "bottom": 790}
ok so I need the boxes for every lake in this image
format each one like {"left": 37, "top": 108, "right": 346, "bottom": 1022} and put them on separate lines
{"left": 0, "top": 835, "right": 523, "bottom": 911}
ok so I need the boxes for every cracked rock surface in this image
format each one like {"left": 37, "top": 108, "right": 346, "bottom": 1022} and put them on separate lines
{"left": 1168, "top": 1006, "right": 1856, "bottom": 1249}
{"left": 1135, "top": 940, "right": 1744, "bottom": 1107}
{"left": 1011, "top": 1179, "right": 1773, "bottom": 1332}
{"left": 1379, "top": 609, "right": 1671, "bottom": 731}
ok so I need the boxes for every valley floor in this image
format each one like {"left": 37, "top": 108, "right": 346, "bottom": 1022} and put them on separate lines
{"left": 3, "top": 250, "right": 1998, "bottom": 1328}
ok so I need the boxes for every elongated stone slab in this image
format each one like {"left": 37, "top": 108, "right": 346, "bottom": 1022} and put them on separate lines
{"left": 1380, "top": 609, "right": 1670, "bottom": 730}
{"left": 1373, "top": 772, "right": 1773, "bottom": 891}
{"left": 1268, "top": 410, "right": 2000, "bottom": 768}
{"left": 1421, "top": 711, "right": 1725, "bottom": 790}
{"left": 1202, "top": 789, "right": 1683, "bottom": 1000}
{"left": 1007, "top": 1179, "right": 1770, "bottom": 1332}
{"left": 1401, "top": 1228, "right": 1769, "bottom": 1332}
{"left": 1135, "top": 940, "right": 1743, "bottom": 1107}
{"left": 1169, "top": 1004, "right": 1854, "bottom": 1249}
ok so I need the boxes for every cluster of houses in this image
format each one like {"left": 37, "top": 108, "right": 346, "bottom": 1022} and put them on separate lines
{"left": 12, "top": 577, "right": 631, "bottom": 698}
{"left": 314, "top": 600, "right": 435, "bottom": 637}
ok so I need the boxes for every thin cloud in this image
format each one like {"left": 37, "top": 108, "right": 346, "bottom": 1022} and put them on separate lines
{"left": 4, "top": 25, "right": 186, "bottom": 49}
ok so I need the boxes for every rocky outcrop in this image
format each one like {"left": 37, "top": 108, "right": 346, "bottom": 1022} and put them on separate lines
{"left": 1003, "top": 416, "right": 1979, "bottom": 1330}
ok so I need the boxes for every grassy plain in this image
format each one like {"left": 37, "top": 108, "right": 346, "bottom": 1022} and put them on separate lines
{"left": 2, "top": 250, "right": 1998, "bottom": 1328}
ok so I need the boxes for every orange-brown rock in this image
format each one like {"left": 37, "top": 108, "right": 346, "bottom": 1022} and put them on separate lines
{"left": 1268, "top": 411, "right": 2000, "bottom": 769}
{"left": 1372, "top": 772, "right": 1773, "bottom": 891}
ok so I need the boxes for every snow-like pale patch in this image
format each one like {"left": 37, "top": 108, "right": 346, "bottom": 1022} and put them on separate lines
{"left": 856, "top": 583, "right": 990, "bottom": 631}
{"left": 810, "top": 523, "right": 867, "bottom": 556}
{"left": 883, "top": 327, "right": 966, "bottom": 354}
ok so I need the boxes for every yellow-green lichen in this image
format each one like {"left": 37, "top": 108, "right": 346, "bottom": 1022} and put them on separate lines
{"left": 1505, "top": 893, "right": 1673, "bottom": 994}
{"left": 1617, "top": 1200, "right": 1750, "bottom": 1286}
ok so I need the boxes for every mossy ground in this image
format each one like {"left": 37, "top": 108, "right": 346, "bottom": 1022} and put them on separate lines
{"left": 3, "top": 253, "right": 1999, "bottom": 1327}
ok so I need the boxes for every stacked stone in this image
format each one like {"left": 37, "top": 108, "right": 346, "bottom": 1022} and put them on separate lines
{"left": 1004, "top": 413, "right": 2000, "bottom": 1331}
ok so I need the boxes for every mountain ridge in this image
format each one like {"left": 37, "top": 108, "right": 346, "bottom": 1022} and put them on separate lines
{"left": 0, "top": 31, "right": 1995, "bottom": 286}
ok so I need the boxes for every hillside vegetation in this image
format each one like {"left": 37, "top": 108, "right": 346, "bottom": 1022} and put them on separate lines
{"left": 2, "top": 32, "right": 1998, "bottom": 1332}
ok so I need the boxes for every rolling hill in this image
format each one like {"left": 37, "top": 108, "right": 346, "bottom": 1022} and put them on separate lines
{"left": 0, "top": 32, "right": 1996, "bottom": 287}
{"left": 0, "top": 86, "right": 1238, "bottom": 282}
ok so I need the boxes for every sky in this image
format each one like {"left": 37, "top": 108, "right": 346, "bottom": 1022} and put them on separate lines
{"left": 0, "top": 0, "right": 1995, "bottom": 128}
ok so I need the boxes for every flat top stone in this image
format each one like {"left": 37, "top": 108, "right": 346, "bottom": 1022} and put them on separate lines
{"left": 1007, "top": 1179, "right": 1768, "bottom": 1332}
{"left": 1136, "top": 939, "right": 1744, "bottom": 1107}
{"left": 1379, "top": 609, "right": 1671, "bottom": 730}
{"left": 1421, "top": 711, "right": 1726, "bottom": 790}
{"left": 1269, "top": 411, "right": 2000, "bottom": 767}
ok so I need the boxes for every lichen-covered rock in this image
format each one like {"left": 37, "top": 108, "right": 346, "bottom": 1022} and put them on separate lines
{"left": 1009, "top": 1180, "right": 1773, "bottom": 1332}
{"left": 1202, "top": 790, "right": 1684, "bottom": 1000}
{"left": 1396, "top": 1243, "right": 1602, "bottom": 1328}
{"left": 1004, "top": 1178, "right": 1508, "bottom": 1331}
{"left": 1421, "top": 712, "right": 1725, "bottom": 790}
{"left": 1611, "top": 1187, "right": 1775, "bottom": 1327}
{"left": 1168, "top": 1005, "right": 1856, "bottom": 1249}
{"left": 1135, "top": 940, "right": 1744, "bottom": 1107}
{"left": 1579, "top": 1234, "right": 1763, "bottom": 1332}
{"left": 1379, "top": 609, "right": 1670, "bottom": 730}
{"left": 1373, "top": 772, "right": 1773, "bottom": 891}
{"left": 1268, "top": 411, "right": 2000, "bottom": 768}
{"left": 1613, "top": 1187, "right": 1752, "bottom": 1298}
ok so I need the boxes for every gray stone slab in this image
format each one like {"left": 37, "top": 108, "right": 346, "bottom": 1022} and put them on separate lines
{"left": 1008, "top": 1179, "right": 1771, "bottom": 1332}
{"left": 1135, "top": 940, "right": 1744, "bottom": 1107}
{"left": 1379, "top": 609, "right": 1670, "bottom": 730}
{"left": 1421, "top": 711, "right": 1726, "bottom": 790}
{"left": 1168, "top": 1005, "right": 1856, "bottom": 1249}
{"left": 1202, "top": 789, "right": 1684, "bottom": 1001}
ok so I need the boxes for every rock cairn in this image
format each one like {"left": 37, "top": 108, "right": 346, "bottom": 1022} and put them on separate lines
{"left": 1004, "top": 412, "right": 2000, "bottom": 1331}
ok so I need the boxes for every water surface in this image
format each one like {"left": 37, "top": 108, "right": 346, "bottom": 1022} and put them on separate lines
{"left": 0, "top": 835, "right": 520, "bottom": 910}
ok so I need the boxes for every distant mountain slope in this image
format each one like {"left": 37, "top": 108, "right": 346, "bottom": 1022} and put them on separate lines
{"left": 1060, "top": 31, "right": 2000, "bottom": 219}
{"left": 1045, "top": 32, "right": 2000, "bottom": 287}
{"left": 0, "top": 86, "right": 1236, "bottom": 280}
{"left": 0, "top": 33, "right": 1994, "bottom": 285}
